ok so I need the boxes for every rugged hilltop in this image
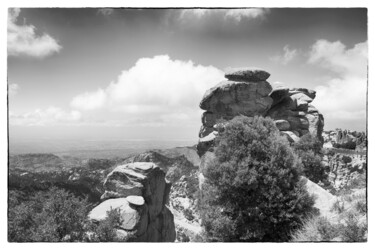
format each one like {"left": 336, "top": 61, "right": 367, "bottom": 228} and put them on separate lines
{"left": 197, "top": 68, "right": 324, "bottom": 156}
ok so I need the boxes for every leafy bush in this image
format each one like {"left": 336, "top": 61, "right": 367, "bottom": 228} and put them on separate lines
{"left": 342, "top": 155, "right": 352, "bottom": 164}
{"left": 340, "top": 213, "right": 367, "bottom": 242}
{"left": 293, "top": 134, "right": 329, "bottom": 185}
{"left": 200, "top": 116, "right": 316, "bottom": 242}
{"left": 8, "top": 187, "right": 131, "bottom": 242}
{"left": 291, "top": 216, "right": 339, "bottom": 241}
{"left": 88, "top": 208, "right": 134, "bottom": 242}
{"left": 8, "top": 187, "right": 91, "bottom": 242}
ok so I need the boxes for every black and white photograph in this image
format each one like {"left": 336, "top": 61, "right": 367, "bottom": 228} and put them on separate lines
{"left": 4, "top": 1, "right": 371, "bottom": 245}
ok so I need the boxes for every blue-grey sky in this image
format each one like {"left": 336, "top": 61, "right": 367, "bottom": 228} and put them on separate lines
{"left": 8, "top": 8, "right": 368, "bottom": 141}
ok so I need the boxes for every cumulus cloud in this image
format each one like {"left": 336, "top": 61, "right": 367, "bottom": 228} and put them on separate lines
{"left": 71, "top": 88, "right": 107, "bottom": 111}
{"left": 270, "top": 45, "right": 298, "bottom": 65}
{"left": 97, "top": 8, "right": 114, "bottom": 16}
{"left": 10, "top": 107, "right": 81, "bottom": 126}
{"left": 180, "top": 8, "right": 269, "bottom": 24}
{"left": 8, "top": 83, "right": 19, "bottom": 96}
{"left": 308, "top": 40, "right": 367, "bottom": 127}
{"left": 71, "top": 55, "right": 224, "bottom": 126}
{"left": 8, "top": 8, "right": 61, "bottom": 58}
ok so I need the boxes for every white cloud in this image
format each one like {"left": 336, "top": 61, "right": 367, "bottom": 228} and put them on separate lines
{"left": 10, "top": 107, "right": 81, "bottom": 126}
{"left": 8, "top": 8, "right": 62, "bottom": 58}
{"left": 224, "top": 9, "right": 270, "bottom": 22}
{"left": 97, "top": 8, "right": 114, "bottom": 16}
{"left": 179, "top": 8, "right": 269, "bottom": 24}
{"left": 8, "top": 83, "right": 19, "bottom": 96}
{"left": 71, "top": 88, "right": 107, "bottom": 111}
{"left": 70, "top": 55, "right": 224, "bottom": 126}
{"left": 270, "top": 45, "right": 298, "bottom": 65}
{"left": 308, "top": 40, "right": 367, "bottom": 126}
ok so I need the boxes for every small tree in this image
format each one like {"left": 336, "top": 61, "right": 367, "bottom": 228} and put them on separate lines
{"left": 293, "top": 134, "right": 329, "bottom": 184}
{"left": 200, "top": 116, "right": 316, "bottom": 242}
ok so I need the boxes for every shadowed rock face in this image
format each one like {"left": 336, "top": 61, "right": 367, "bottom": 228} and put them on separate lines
{"left": 267, "top": 87, "right": 324, "bottom": 143}
{"left": 197, "top": 68, "right": 324, "bottom": 157}
{"left": 89, "top": 162, "right": 176, "bottom": 242}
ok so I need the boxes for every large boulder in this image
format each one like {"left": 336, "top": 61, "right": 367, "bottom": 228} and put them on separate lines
{"left": 89, "top": 162, "right": 176, "bottom": 242}
{"left": 199, "top": 80, "right": 273, "bottom": 116}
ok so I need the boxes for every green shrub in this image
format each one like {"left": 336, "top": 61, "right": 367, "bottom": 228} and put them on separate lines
{"left": 200, "top": 116, "right": 316, "bottom": 242}
{"left": 291, "top": 216, "right": 339, "bottom": 241}
{"left": 8, "top": 187, "right": 91, "bottom": 242}
{"left": 293, "top": 133, "right": 329, "bottom": 185}
{"left": 355, "top": 200, "right": 367, "bottom": 214}
{"left": 340, "top": 213, "right": 367, "bottom": 242}
{"left": 342, "top": 155, "right": 352, "bottom": 164}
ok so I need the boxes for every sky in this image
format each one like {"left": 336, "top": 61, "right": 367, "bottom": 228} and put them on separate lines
{"left": 7, "top": 8, "right": 368, "bottom": 142}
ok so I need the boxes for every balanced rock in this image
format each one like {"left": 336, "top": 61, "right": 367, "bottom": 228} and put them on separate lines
{"left": 224, "top": 67, "right": 270, "bottom": 82}
{"left": 197, "top": 68, "right": 324, "bottom": 156}
{"left": 89, "top": 162, "right": 176, "bottom": 242}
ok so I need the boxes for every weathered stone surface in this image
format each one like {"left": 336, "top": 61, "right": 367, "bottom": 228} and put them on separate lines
{"left": 198, "top": 125, "right": 214, "bottom": 138}
{"left": 89, "top": 162, "right": 176, "bottom": 242}
{"left": 88, "top": 198, "right": 141, "bottom": 231}
{"left": 270, "top": 87, "right": 289, "bottom": 106}
{"left": 126, "top": 195, "right": 145, "bottom": 206}
{"left": 281, "top": 131, "right": 300, "bottom": 143}
{"left": 289, "top": 88, "right": 316, "bottom": 99}
{"left": 224, "top": 67, "right": 270, "bottom": 82}
{"left": 275, "top": 119, "right": 290, "bottom": 131}
{"left": 200, "top": 80, "right": 273, "bottom": 116}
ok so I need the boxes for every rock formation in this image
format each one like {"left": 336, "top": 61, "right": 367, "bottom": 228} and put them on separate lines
{"left": 122, "top": 151, "right": 201, "bottom": 242}
{"left": 88, "top": 162, "right": 176, "bottom": 242}
{"left": 322, "top": 129, "right": 367, "bottom": 150}
{"left": 334, "top": 129, "right": 367, "bottom": 150}
{"left": 197, "top": 68, "right": 324, "bottom": 156}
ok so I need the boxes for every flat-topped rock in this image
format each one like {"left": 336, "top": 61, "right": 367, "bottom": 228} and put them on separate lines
{"left": 126, "top": 195, "right": 145, "bottom": 206}
{"left": 224, "top": 67, "right": 270, "bottom": 82}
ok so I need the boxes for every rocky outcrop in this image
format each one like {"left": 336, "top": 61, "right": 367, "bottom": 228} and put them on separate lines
{"left": 88, "top": 162, "right": 176, "bottom": 242}
{"left": 334, "top": 129, "right": 367, "bottom": 150}
{"left": 122, "top": 151, "right": 201, "bottom": 242}
{"left": 197, "top": 68, "right": 324, "bottom": 156}
{"left": 267, "top": 86, "right": 324, "bottom": 143}
{"left": 322, "top": 130, "right": 367, "bottom": 150}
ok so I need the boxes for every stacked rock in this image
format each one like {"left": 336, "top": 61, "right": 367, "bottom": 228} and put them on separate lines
{"left": 267, "top": 87, "right": 324, "bottom": 143}
{"left": 197, "top": 68, "right": 274, "bottom": 156}
{"left": 88, "top": 162, "right": 176, "bottom": 242}
{"left": 197, "top": 67, "right": 325, "bottom": 157}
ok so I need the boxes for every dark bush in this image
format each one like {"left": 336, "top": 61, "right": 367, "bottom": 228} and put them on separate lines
{"left": 8, "top": 187, "right": 91, "bottom": 242}
{"left": 200, "top": 116, "right": 316, "bottom": 242}
{"left": 293, "top": 133, "right": 329, "bottom": 184}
